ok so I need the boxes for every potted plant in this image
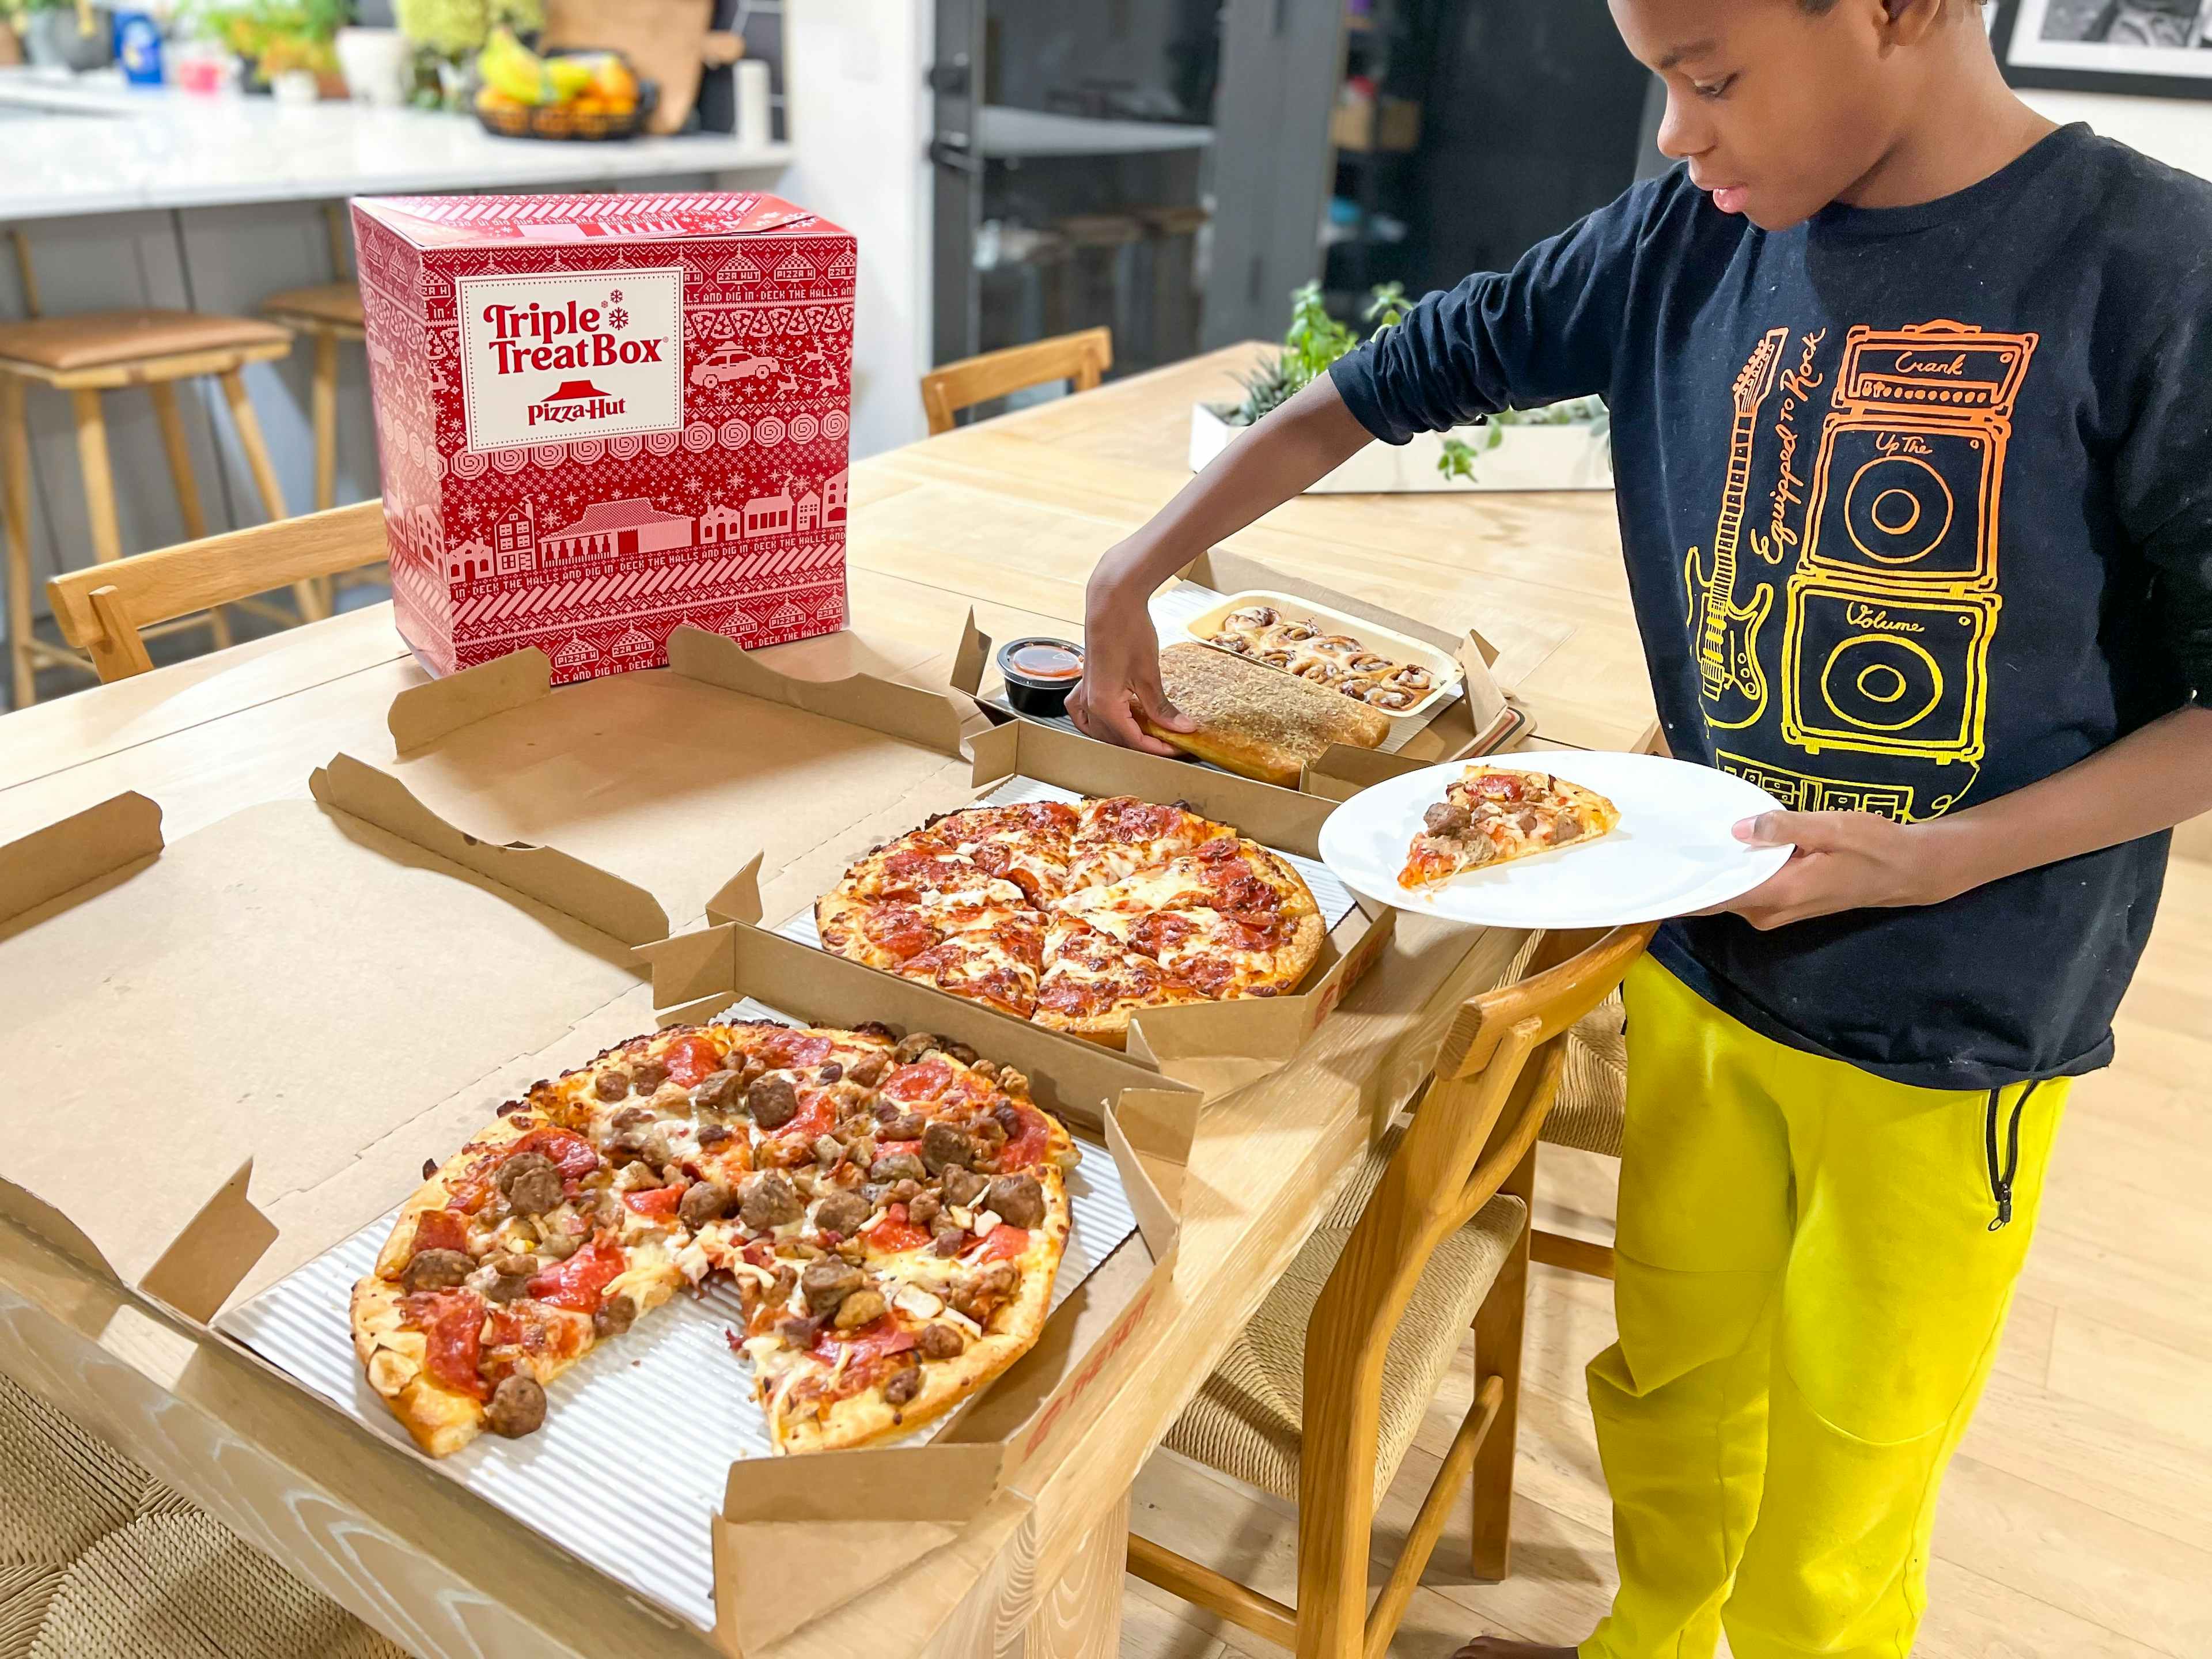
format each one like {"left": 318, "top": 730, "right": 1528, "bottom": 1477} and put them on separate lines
{"left": 1187, "top": 281, "right": 1613, "bottom": 494}
{"left": 6, "top": 0, "right": 115, "bottom": 72}
{"left": 393, "top": 0, "right": 540, "bottom": 109}
{"left": 190, "top": 0, "right": 348, "bottom": 95}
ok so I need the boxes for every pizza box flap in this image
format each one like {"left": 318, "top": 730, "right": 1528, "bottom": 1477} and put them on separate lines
{"left": 382, "top": 631, "right": 988, "bottom": 934}
{"left": 0, "top": 758, "right": 661, "bottom": 1325}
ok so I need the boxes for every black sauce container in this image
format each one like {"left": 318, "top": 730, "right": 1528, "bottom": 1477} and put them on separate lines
{"left": 995, "top": 637, "right": 1085, "bottom": 718}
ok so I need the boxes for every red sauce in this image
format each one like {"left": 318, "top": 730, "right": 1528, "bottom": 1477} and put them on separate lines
{"left": 870, "top": 1202, "right": 933, "bottom": 1253}
{"left": 998, "top": 1109, "right": 1051, "bottom": 1171}
{"left": 881, "top": 1058, "right": 953, "bottom": 1103}
{"left": 756, "top": 1029, "right": 834, "bottom": 1070}
{"left": 1006, "top": 642, "right": 1083, "bottom": 680}
{"left": 527, "top": 1239, "right": 627, "bottom": 1313}
{"left": 622, "top": 1184, "right": 685, "bottom": 1221}
{"left": 972, "top": 1224, "right": 1031, "bottom": 1263}
{"left": 410, "top": 1208, "right": 469, "bottom": 1257}
{"left": 660, "top": 1033, "right": 725, "bottom": 1088}
{"left": 403, "top": 1290, "right": 490, "bottom": 1400}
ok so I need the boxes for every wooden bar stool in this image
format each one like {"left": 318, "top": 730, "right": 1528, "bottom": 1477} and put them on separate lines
{"left": 262, "top": 203, "right": 380, "bottom": 615}
{"left": 1, "top": 230, "right": 318, "bottom": 707}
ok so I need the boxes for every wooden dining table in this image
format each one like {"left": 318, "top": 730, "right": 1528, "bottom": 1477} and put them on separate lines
{"left": 0, "top": 344, "right": 1652, "bottom": 1659}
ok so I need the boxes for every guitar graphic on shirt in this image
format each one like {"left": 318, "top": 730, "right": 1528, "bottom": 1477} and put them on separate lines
{"left": 1684, "top": 326, "right": 1789, "bottom": 730}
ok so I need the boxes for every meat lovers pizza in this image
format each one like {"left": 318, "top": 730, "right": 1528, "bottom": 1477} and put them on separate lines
{"left": 815, "top": 796, "right": 1325, "bottom": 1047}
{"left": 353, "top": 1020, "right": 1074, "bottom": 1457}
{"left": 1398, "top": 766, "right": 1621, "bottom": 888}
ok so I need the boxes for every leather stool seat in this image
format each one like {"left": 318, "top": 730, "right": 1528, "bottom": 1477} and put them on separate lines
{"left": 0, "top": 309, "right": 291, "bottom": 373}
{"left": 261, "top": 284, "right": 365, "bottom": 331}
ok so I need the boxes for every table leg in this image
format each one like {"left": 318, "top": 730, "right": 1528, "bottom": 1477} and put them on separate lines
{"left": 2, "top": 376, "right": 34, "bottom": 709}
{"left": 1002, "top": 1491, "right": 1127, "bottom": 1659}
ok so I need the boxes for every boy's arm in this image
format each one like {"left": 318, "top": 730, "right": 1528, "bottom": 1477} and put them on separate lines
{"left": 1071, "top": 375, "right": 1372, "bottom": 753}
{"left": 1722, "top": 703, "right": 2212, "bottom": 929}
{"left": 1069, "top": 180, "right": 1655, "bottom": 752}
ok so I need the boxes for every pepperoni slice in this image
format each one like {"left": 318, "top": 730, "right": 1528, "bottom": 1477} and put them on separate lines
{"left": 511, "top": 1128, "right": 600, "bottom": 1185}
{"left": 869, "top": 1202, "right": 932, "bottom": 1253}
{"left": 410, "top": 1207, "right": 469, "bottom": 1257}
{"left": 757, "top": 1029, "right": 834, "bottom": 1070}
{"left": 526, "top": 1240, "right": 627, "bottom": 1314}
{"left": 622, "top": 1184, "right": 684, "bottom": 1221}
{"left": 403, "top": 1290, "right": 490, "bottom": 1400}
{"left": 973, "top": 1224, "right": 1031, "bottom": 1262}
{"left": 1469, "top": 772, "right": 1525, "bottom": 802}
{"left": 998, "top": 1109, "right": 1051, "bottom": 1171}
{"left": 881, "top": 1058, "right": 953, "bottom": 1103}
{"left": 864, "top": 906, "right": 940, "bottom": 962}
{"left": 660, "top": 1033, "right": 724, "bottom": 1088}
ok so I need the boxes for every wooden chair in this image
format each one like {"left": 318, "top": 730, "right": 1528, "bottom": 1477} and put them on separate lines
{"left": 1130, "top": 921, "right": 1656, "bottom": 1659}
{"left": 919, "top": 326, "right": 1112, "bottom": 435}
{"left": 2, "top": 229, "right": 319, "bottom": 707}
{"left": 46, "top": 501, "right": 385, "bottom": 683}
{"left": 1527, "top": 723, "right": 1669, "bottom": 1282}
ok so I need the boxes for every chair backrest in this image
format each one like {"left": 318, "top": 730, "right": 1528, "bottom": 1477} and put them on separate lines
{"left": 919, "top": 327, "right": 1112, "bottom": 436}
{"left": 1294, "top": 921, "right": 1654, "bottom": 1639}
{"left": 47, "top": 500, "right": 388, "bottom": 681}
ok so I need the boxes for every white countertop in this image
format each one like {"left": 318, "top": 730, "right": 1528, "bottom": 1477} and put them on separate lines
{"left": 0, "top": 73, "right": 791, "bottom": 219}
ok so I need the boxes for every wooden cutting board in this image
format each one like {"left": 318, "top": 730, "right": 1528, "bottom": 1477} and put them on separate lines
{"left": 541, "top": 0, "right": 741, "bottom": 136}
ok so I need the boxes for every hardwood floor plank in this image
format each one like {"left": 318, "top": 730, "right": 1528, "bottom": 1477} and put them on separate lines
{"left": 2046, "top": 1310, "right": 2212, "bottom": 1458}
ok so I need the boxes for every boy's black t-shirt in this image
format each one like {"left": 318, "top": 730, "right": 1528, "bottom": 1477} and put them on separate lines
{"left": 1331, "top": 125, "right": 2212, "bottom": 1089}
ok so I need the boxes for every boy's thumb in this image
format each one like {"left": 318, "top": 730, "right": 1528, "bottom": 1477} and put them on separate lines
{"left": 1732, "top": 809, "right": 1809, "bottom": 849}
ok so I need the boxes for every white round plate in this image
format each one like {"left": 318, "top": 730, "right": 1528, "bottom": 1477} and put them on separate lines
{"left": 1317, "top": 750, "right": 1794, "bottom": 927}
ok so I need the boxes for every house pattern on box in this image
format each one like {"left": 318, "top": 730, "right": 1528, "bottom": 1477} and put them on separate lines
{"left": 354, "top": 192, "right": 857, "bottom": 683}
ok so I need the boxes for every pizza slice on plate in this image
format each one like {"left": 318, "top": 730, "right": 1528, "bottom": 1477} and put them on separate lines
{"left": 1398, "top": 766, "right": 1621, "bottom": 889}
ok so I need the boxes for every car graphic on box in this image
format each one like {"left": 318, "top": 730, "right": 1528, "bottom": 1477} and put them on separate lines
{"left": 690, "top": 347, "right": 781, "bottom": 388}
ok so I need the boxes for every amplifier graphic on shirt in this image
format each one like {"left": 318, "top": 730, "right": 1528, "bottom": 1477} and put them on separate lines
{"left": 1781, "top": 321, "right": 2038, "bottom": 776}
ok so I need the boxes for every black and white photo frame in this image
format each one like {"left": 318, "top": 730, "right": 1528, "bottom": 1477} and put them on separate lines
{"left": 1991, "top": 1, "right": 2212, "bottom": 100}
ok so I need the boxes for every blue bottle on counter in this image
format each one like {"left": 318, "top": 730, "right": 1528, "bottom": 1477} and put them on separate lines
{"left": 115, "top": 10, "right": 165, "bottom": 86}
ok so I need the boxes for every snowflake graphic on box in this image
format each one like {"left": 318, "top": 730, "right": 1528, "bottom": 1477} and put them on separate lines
{"left": 353, "top": 192, "right": 858, "bottom": 683}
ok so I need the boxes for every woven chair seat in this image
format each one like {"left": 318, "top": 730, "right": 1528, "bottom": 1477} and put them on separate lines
{"left": 0, "top": 1372, "right": 404, "bottom": 1659}
{"left": 1162, "top": 1127, "right": 1527, "bottom": 1507}
{"left": 1542, "top": 990, "right": 1627, "bottom": 1158}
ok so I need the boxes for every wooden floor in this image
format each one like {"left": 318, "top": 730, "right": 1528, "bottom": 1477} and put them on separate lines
{"left": 1120, "top": 854, "right": 2212, "bottom": 1659}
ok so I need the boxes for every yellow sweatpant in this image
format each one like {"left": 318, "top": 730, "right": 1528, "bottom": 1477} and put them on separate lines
{"left": 1582, "top": 957, "right": 2069, "bottom": 1659}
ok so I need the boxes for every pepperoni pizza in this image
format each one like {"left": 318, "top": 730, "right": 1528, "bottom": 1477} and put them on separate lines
{"left": 1397, "top": 765, "right": 1621, "bottom": 888}
{"left": 815, "top": 797, "right": 1325, "bottom": 1047}
{"left": 352, "top": 1020, "right": 1074, "bottom": 1457}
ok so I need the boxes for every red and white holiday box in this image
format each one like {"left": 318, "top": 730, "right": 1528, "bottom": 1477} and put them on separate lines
{"left": 351, "top": 192, "right": 857, "bottom": 682}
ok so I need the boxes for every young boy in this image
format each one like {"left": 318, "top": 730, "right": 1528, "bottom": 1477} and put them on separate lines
{"left": 1069, "top": 2, "right": 2212, "bottom": 1655}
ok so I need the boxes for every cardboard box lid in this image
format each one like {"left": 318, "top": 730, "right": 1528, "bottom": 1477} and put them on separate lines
{"left": 384, "top": 631, "right": 990, "bottom": 931}
{"left": 0, "top": 756, "right": 668, "bottom": 1325}
{"left": 354, "top": 191, "right": 849, "bottom": 251}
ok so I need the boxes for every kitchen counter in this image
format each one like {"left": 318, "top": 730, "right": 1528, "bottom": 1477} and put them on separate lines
{"left": 0, "top": 72, "right": 790, "bottom": 221}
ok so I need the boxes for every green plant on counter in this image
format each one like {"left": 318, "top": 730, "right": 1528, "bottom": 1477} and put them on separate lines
{"left": 1435, "top": 396, "right": 1612, "bottom": 483}
{"left": 1226, "top": 281, "right": 1362, "bottom": 427}
{"left": 394, "top": 0, "right": 542, "bottom": 107}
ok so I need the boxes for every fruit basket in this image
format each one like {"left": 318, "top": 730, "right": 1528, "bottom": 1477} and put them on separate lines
{"left": 474, "top": 33, "right": 657, "bottom": 142}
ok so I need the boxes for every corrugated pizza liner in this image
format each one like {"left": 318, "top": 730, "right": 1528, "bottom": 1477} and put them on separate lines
{"left": 0, "top": 748, "right": 1222, "bottom": 1656}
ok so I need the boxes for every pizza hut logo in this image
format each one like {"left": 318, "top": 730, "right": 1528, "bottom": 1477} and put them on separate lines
{"left": 455, "top": 268, "right": 683, "bottom": 450}
{"left": 527, "top": 380, "right": 626, "bottom": 428}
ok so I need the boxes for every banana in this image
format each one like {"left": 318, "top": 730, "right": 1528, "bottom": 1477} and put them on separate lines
{"left": 546, "top": 56, "right": 596, "bottom": 101}
{"left": 478, "top": 29, "right": 552, "bottom": 106}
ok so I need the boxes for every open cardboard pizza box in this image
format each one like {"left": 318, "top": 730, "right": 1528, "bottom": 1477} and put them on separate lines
{"left": 374, "top": 624, "right": 1394, "bottom": 1099}
{"left": 0, "top": 759, "right": 1223, "bottom": 1656}
{"left": 952, "top": 546, "right": 1531, "bottom": 778}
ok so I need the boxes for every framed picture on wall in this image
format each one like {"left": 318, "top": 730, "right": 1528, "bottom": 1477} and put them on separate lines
{"left": 1992, "top": 0, "right": 2212, "bottom": 99}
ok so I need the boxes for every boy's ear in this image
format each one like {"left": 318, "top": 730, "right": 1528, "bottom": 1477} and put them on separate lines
{"left": 1880, "top": 0, "right": 1949, "bottom": 46}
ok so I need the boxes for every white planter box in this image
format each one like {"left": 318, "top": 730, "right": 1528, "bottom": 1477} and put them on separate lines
{"left": 1188, "top": 401, "right": 1613, "bottom": 494}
